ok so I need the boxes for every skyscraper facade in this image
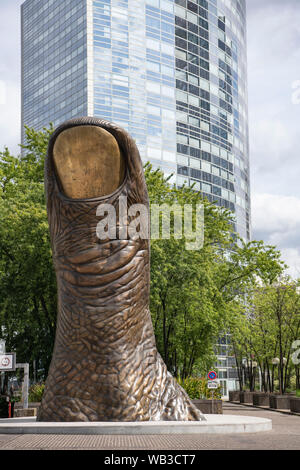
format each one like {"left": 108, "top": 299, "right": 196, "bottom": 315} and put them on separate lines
{"left": 21, "top": 0, "right": 250, "bottom": 394}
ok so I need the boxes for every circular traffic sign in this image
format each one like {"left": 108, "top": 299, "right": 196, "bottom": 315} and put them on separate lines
{"left": 1, "top": 357, "right": 10, "bottom": 367}
{"left": 208, "top": 370, "right": 217, "bottom": 381}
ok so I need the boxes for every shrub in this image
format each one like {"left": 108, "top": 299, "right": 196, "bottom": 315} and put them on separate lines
{"left": 177, "top": 376, "right": 222, "bottom": 400}
{"left": 0, "top": 396, "right": 8, "bottom": 418}
{"left": 10, "top": 395, "right": 21, "bottom": 403}
{"left": 28, "top": 383, "right": 45, "bottom": 402}
{"left": 296, "top": 389, "right": 300, "bottom": 398}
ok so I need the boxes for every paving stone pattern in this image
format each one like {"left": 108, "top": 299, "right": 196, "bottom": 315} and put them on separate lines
{"left": 0, "top": 402, "right": 299, "bottom": 450}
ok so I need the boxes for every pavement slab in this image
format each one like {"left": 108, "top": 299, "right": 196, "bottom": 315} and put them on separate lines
{"left": 0, "top": 402, "right": 299, "bottom": 450}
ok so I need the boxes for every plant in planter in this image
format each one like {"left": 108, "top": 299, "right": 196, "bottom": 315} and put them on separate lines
{"left": 269, "top": 394, "right": 291, "bottom": 410}
{"left": 239, "top": 391, "right": 256, "bottom": 404}
{"left": 177, "top": 376, "right": 222, "bottom": 400}
{"left": 253, "top": 392, "right": 270, "bottom": 407}
{"left": 290, "top": 397, "right": 300, "bottom": 413}
{"left": 177, "top": 377, "right": 223, "bottom": 414}
{"left": 229, "top": 390, "right": 240, "bottom": 402}
{"left": 28, "top": 383, "right": 45, "bottom": 403}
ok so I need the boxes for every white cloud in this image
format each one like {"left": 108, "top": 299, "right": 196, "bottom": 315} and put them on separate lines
{"left": 247, "top": 1, "right": 300, "bottom": 199}
{"left": 252, "top": 193, "right": 300, "bottom": 277}
{"left": 280, "top": 248, "right": 300, "bottom": 279}
{"left": 0, "top": 0, "right": 23, "bottom": 155}
{"left": 0, "top": 80, "right": 6, "bottom": 105}
{"left": 250, "top": 118, "right": 293, "bottom": 169}
{"left": 247, "top": 1, "right": 300, "bottom": 278}
{"left": 0, "top": 81, "right": 21, "bottom": 154}
{"left": 292, "top": 80, "right": 300, "bottom": 105}
{"left": 253, "top": 194, "right": 300, "bottom": 236}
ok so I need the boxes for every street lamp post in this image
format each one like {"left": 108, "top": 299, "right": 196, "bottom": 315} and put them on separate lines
{"left": 272, "top": 358, "right": 279, "bottom": 393}
{"left": 281, "top": 357, "right": 287, "bottom": 395}
{"left": 0, "top": 340, "right": 5, "bottom": 393}
{"left": 252, "top": 361, "right": 258, "bottom": 392}
{"left": 272, "top": 357, "right": 287, "bottom": 394}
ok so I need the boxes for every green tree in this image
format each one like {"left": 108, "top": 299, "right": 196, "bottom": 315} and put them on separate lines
{"left": 0, "top": 125, "right": 56, "bottom": 384}
{"left": 229, "top": 279, "right": 300, "bottom": 393}
{"left": 146, "top": 165, "right": 285, "bottom": 378}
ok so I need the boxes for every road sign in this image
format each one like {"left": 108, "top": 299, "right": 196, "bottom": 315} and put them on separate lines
{"left": 0, "top": 353, "right": 16, "bottom": 371}
{"left": 208, "top": 370, "right": 218, "bottom": 381}
{"left": 207, "top": 381, "right": 219, "bottom": 389}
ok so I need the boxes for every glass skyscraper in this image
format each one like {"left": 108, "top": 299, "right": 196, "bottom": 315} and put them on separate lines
{"left": 21, "top": 0, "right": 250, "bottom": 395}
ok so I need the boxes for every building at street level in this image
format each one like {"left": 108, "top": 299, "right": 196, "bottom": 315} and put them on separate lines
{"left": 21, "top": 0, "right": 251, "bottom": 395}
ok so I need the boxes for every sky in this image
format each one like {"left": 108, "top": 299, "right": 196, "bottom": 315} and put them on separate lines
{"left": 246, "top": 0, "right": 300, "bottom": 277}
{"left": 0, "top": 0, "right": 300, "bottom": 277}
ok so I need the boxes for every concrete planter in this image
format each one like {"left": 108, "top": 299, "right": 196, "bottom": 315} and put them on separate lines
{"left": 14, "top": 402, "right": 41, "bottom": 410}
{"left": 253, "top": 393, "right": 270, "bottom": 407}
{"left": 229, "top": 391, "right": 240, "bottom": 402}
{"left": 239, "top": 391, "right": 255, "bottom": 404}
{"left": 14, "top": 402, "right": 40, "bottom": 418}
{"left": 269, "top": 395, "right": 291, "bottom": 410}
{"left": 14, "top": 408, "right": 37, "bottom": 417}
{"left": 192, "top": 399, "right": 223, "bottom": 414}
{"left": 290, "top": 398, "right": 300, "bottom": 413}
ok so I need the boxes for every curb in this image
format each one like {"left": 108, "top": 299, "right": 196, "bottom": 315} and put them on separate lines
{"left": 227, "top": 400, "right": 300, "bottom": 417}
{"left": 0, "top": 415, "right": 272, "bottom": 435}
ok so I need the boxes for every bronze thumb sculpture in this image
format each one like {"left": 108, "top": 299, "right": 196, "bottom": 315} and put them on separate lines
{"left": 37, "top": 117, "right": 205, "bottom": 422}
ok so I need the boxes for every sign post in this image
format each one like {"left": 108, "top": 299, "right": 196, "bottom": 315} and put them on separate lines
{"left": 0, "top": 341, "right": 6, "bottom": 393}
{"left": 208, "top": 371, "right": 218, "bottom": 414}
{"left": 0, "top": 352, "right": 17, "bottom": 416}
{"left": 16, "top": 363, "right": 29, "bottom": 410}
{"left": 0, "top": 354, "right": 29, "bottom": 411}
{"left": 0, "top": 353, "right": 16, "bottom": 372}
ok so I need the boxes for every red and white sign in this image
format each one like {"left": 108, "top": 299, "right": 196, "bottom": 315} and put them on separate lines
{"left": 208, "top": 370, "right": 218, "bottom": 381}
{"left": 0, "top": 353, "right": 16, "bottom": 371}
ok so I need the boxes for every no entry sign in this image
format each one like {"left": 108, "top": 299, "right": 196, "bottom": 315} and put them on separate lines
{"left": 0, "top": 353, "right": 16, "bottom": 371}
{"left": 208, "top": 370, "right": 218, "bottom": 381}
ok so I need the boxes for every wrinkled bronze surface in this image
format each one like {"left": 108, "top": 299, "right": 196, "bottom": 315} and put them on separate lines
{"left": 37, "top": 117, "right": 205, "bottom": 422}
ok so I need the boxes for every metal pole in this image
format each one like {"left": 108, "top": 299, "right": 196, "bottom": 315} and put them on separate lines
{"left": 259, "top": 367, "right": 262, "bottom": 391}
{"left": 16, "top": 363, "right": 29, "bottom": 409}
{"left": 0, "top": 372, "right": 4, "bottom": 394}
{"left": 24, "top": 364, "right": 29, "bottom": 409}
{"left": 33, "top": 359, "right": 37, "bottom": 383}
{"left": 0, "top": 341, "right": 5, "bottom": 395}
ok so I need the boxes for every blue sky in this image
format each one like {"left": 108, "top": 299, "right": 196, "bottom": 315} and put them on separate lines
{"left": 0, "top": 0, "right": 300, "bottom": 276}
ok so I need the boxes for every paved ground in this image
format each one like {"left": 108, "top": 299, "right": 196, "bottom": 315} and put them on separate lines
{"left": 0, "top": 402, "right": 299, "bottom": 450}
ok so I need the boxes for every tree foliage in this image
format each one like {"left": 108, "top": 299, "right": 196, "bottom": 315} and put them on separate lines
{"left": 0, "top": 125, "right": 56, "bottom": 379}
{"left": 230, "top": 279, "right": 300, "bottom": 392}
{"left": 146, "top": 165, "right": 285, "bottom": 378}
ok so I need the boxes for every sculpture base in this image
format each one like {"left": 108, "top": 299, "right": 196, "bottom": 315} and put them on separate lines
{"left": 0, "top": 416, "right": 272, "bottom": 435}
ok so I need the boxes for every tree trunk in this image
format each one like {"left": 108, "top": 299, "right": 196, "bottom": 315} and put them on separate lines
{"left": 296, "top": 367, "right": 300, "bottom": 390}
